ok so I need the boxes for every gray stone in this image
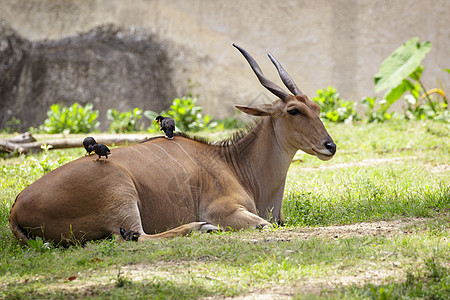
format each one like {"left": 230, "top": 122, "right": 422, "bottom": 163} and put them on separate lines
{"left": 0, "top": 23, "right": 175, "bottom": 131}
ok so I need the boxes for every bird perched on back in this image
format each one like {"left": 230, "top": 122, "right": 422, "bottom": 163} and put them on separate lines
{"left": 83, "top": 137, "right": 97, "bottom": 156}
{"left": 92, "top": 144, "right": 111, "bottom": 163}
{"left": 155, "top": 116, "right": 175, "bottom": 139}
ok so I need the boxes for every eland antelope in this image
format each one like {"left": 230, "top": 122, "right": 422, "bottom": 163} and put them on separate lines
{"left": 9, "top": 44, "right": 336, "bottom": 246}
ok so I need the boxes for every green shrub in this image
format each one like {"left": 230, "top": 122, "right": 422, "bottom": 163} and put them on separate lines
{"left": 313, "top": 86, "right": 360, "bottom": 123}
{"left": 361, "top": 96, "right": 395, "bottom": 123}
{"left": 43, "top": 102, "right": 99, "bottom": 134}
{"left": 164, "top": 96, "right": 215, "bottom": 132}
{"left": 374, "top": 37, "right": 448, "bottom": 122}
{"left": 214, "top": 115, "right": 245, "bottom": 130}
{"left": 404, "top": 90, "right": 448, "bottom": 121}
{"left": 107, "top": 107, "right": 142, "bottom": 133}
{"left": 145, "top": 99, "right": 242, "bottom": 133}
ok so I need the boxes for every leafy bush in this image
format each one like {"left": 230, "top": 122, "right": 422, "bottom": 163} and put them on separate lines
{"left": 313, "top": 86, "right": 360, "bottom": 123}
{"left": 374, "top": 37, "right": 448, "bottom": 122}
{"left": 43, "top": 102, "right": 99, "bottom": 134}
{"left": 145, "top": 101, "right": 243, "bottom": 133}
{"left": 361, "top": 97, "right": 395, "bottom": 123}
{"left": 107, "top": 107, "right": 142, "bottom": 133}
{"left": 404, "top": 89, "right": 448, "bottom": 121}
{"left": 164, "top": 96, "right": 215, "bottom": 132}
{"left": 214, "top": 115, "right": 245, "bottom": 130}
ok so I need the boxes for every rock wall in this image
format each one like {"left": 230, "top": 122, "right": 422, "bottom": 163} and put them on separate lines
{"left": 1, "top": 0, "right": 449, "bottom": 130}
{"left": 0, "top": 23, "right": 175, "bottom": 131}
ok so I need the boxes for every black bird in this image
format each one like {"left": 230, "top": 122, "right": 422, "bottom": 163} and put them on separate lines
{"left": 83, "top": 137, "right": 97, "bottom": 156}
{"left": 120, "top": 228, "right": 141, "bottom": 242}
{"left": 92, "top": 143, "right": 111, "bottom": 162}
{"left": 155, "top": 116, "right": 175, "bottom": 139}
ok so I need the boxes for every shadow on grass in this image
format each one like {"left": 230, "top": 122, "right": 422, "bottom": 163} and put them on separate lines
{"left": 317, "top": 257, "right": 449, "bottom": 300}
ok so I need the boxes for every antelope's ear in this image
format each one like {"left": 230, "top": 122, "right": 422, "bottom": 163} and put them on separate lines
{"left": 235, "top": 104, "right": 275, "bottom": 116}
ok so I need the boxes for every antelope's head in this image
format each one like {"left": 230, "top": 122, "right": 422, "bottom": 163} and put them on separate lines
{"left": 233, "top": 44, "right": 336, "bottom": 161}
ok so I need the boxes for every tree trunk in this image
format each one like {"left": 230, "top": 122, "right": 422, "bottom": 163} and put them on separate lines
{"left": 0, "top": 133, "right": 152, "bottom": 154}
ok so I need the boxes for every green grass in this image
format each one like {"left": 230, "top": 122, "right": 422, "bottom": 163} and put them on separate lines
{"left": 0, "top": 225, "right": 448, "bottom": 298}
{"left": 0, "top": 120, "right": 449, "bottom": 298}
{"left": 284, "top": 163, "right": 448, "bottom": 226}
{"left": 284, "top": 120, "right": 449, "bottom": 225}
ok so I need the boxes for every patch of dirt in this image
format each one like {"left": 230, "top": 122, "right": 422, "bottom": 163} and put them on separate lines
{"left": 295, "top": 157, "right": 449, "bottom": 176}
{"left": 273, "top": 218, "right": 428, "bottom": 240}
{"left": 234, "top": 218, "right": 431, "bottom": 245}
{"left": 299, "top": 157, "right": 415, "bottom": 171}
{"left": 430, "top": 164, "right": 450, "bottom": 173}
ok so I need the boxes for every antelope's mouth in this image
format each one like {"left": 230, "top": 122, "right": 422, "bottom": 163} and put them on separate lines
{"left": 313, "top": 148, "right": 335, "bottom": 161}
{"left": 315, "top": 152, "right": 334, "bottom": 161}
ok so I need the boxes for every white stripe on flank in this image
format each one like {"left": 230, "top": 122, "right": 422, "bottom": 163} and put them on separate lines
{"left": 173, "top": 141, "right": 199, "bottom": 168}
{"left": 153, "top": 144, "right": 187, "bottom": 172}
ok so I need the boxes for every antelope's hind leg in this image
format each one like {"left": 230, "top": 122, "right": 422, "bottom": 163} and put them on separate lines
{"left": 105, "top": 200, "right": 146, "bottom": 241}
{"left": 120, "top": 222, "right": 219, "bottom": 242}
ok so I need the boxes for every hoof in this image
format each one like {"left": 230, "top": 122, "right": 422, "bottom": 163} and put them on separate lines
{"left": 120, "top": 228, "right": 141, "bottom": 242}
{"left": 199, "top": 223, "right": 220, "bottom": 233}
{"left": 257, "top": 223, "right": 273, "bottom": 231}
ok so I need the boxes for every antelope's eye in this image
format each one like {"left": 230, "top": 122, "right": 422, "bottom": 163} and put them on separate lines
{"left": 288, "top": 109, "right": 301, "bottom": 115}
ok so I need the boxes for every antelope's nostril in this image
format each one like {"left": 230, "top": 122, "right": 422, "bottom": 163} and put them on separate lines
{"left": 324, "top": 141, "right": 336, "bottom": 155}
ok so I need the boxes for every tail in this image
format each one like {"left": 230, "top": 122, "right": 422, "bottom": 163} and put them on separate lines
{"left": 166, "top": 129, "right": 174, "bottom": 139}
{"left": 9, "top": 193, "right": 29, "bottom": 246}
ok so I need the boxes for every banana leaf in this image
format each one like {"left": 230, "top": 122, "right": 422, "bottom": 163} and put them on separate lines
{"left": 374, "top": 37, "right": 431, "bottom": 93}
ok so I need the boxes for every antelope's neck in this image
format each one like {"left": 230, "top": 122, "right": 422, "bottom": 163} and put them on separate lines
{"left": 224, "top": 118, "right": 295, "bottom": 220}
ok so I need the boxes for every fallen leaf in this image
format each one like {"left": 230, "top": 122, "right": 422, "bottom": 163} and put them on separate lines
{"left": 90, "top": 257, "right": 102, "bottom": 263}
{"left": 66, "top": 276, "right": 78, "bottom": 281}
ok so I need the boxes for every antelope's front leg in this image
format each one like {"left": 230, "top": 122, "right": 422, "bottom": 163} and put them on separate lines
{"left": 203, "top": 202, "right": 271, "bottom": 230}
